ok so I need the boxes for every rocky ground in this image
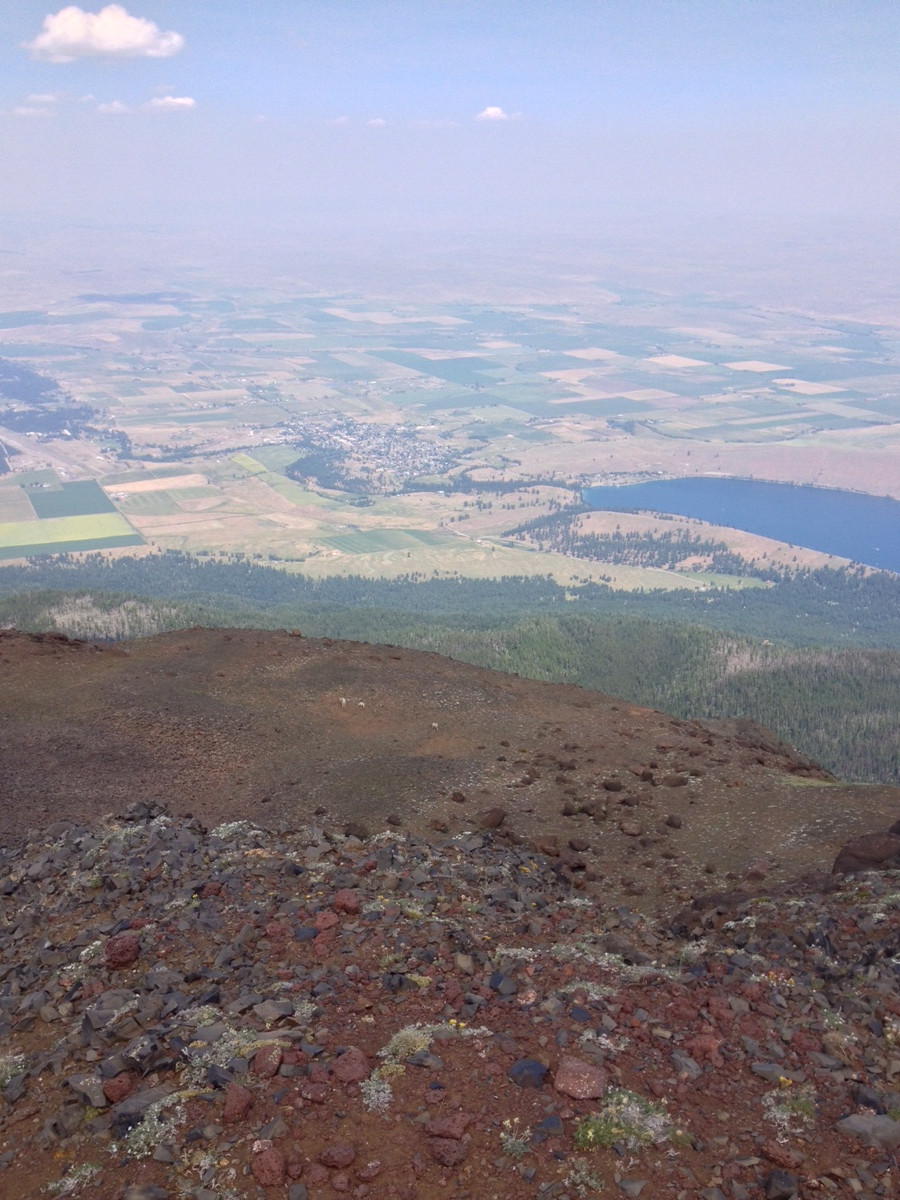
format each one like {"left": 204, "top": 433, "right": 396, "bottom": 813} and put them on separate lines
{"left": 1, "top": 627, "right": 900, "bottom": 1199}
{"left": 2, "top": 802, "right": 900, "bottom": 1200}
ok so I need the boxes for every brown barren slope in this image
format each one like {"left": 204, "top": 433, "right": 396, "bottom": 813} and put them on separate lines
{"left": 2, "top": 627, "right": 897, "bottom": 912}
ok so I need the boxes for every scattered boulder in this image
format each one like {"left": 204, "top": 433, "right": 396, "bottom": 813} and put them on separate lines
{"left": 251, "top": 1044, "right": 283, "bottom": 1079}
{"left": 427, "top": 1112, "right": 473, "bottom": 1140}
{"left": 553, "top": 1056, "right": 608, "bottom": 1100}
{"left": 507, "top": 1058, "right": 548, "bottom": 1089}
{"left": 832, "top": 832, "right": 900, "bottom": 875}
{"left": 223, "top": 1082, "right": 253, "bottom": 1124}
{"left": 104, "top": 933, "right": 140, "bottom": 970}
{"left": 252, "top": 1146, "right": 286, "bottom": 1187}
{"left": 428, "top": 1137, "right": 468, "bottom": 1168}
{"left": 764, "top": 1170, "right": 799, "bottom": 1200}
{"left": 836, "top": 1113, "right": 900, "bottom": 1150}
{"left": 478, "top": 807, "right": 507, "bottom": 830}
{"left": 332, "top": 888, "right": 360, "bottom": 914}
{"left": 333, "top": 1047, "right": 369, "bottom": 1084}
{"left": 319, "top": 1143, "right": 356, "bottom": 1169}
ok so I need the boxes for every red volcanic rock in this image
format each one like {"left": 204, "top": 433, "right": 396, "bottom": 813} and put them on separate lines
{"left": 104, "top": 933, "right": 140, "bottom": 970}
{"left": 429, "top": 1137, "right": 468, "bottom": 1168}
{"left": 223, "top": 1082, "right": 253, "bottom": 1123}
{"left": 684, "top": 1032, "right": 724, "bottom": 1068}
{"left": 333, "top": 1046, "right": 369, "bottom": 1084}
{"left": 320, "top": 1143, "right": 356, "bottom": 1169}
{"left": 356, "top": 1162, "right": 383, "bottom": 1181}
{"left": 315, "top": 909, "right": 340, "bottom": 931}
{"left": 427, "top": 1112, "right": 473, "bottom": 1140}
{"left": 534, "top": 835, "right": 560, "bottom": 857}
{"left": 251, "top": 1147, "right": 286, "bottom": 1187}
{"left": 333, "top": 888, "right": 360, "bottom": 914}
{"left": 251, "top": 1044, "right": 283, "bottom": 1079}
{"left": 554, "top": 1056, "right": 608, "bottom": 1100}
{"left": 102, "top": 1073, "right": 136, "bottom": 1104}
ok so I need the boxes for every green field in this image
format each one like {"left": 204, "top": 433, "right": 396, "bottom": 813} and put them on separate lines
{"left": 248, "top": 445, "right": 308, "bottom": 472}
{"left": 373, "top": 351, "right": 500, "bottom": 387}
{"left": 29, "top": 480, "right": 118, "bottom": 519}
{"left": 320, "top": 529, "right": 450, "bottom": 553}
{"left": 101, "top": 466, "right": 193, "bottom": 485}
{"left": 3, "top": 469, "right": 58, "bottom": 488}
{"left": 260, "top": 474, "right": 340, "bottom": 509}
{"left": 117, "top": 492, "right": 182, "bottom": 516}
{"left": 230, "top": 453, "right": 267, "bottom": 475}
{"left": 0, "top": 512, "right": 144, "bottom": 560}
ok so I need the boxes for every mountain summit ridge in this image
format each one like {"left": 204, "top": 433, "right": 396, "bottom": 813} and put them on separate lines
{"left": 3, "top": 624, "right": 897, "bottom": 907}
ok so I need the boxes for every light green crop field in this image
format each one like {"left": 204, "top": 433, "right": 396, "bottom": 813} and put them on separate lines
{"left": 243, "top": 446, "right": 299, "bottom": 472}
{"left": 259, "top": 474, "right": 341, "bottom": 509}
{"left": 0, "top": 512, "right": 141, "bottom": 553}
{"left": 116, "top": 492, "right": 182, "bottom": 516}
{"left": 230, "top": 453, "right": 267, "bottom": 475}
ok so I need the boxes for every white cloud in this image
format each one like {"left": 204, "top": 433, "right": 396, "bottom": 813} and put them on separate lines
{"left": 366, "top": 118, "right": 387, "bottom": 127}
{"left": 475, "top": 105, "right": 512, "bottom": 121}
{"left": 97, "top": 99, "right": 131, "bottom": 114}
{"left": 26, "top": 93, "right": 58, "bottom": 105}
{"left": 12, "top": 105, "right": 53, "bottom": 118}
{"left": 143, "top": 95, "right": 195, "bottom": 111}
{"left": 25, "top": 4, "right": 184, "bottom": 63}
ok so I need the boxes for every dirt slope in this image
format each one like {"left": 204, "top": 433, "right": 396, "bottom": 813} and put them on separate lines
{"left": 2, "top": 627, "right": 898, "bottom": 913}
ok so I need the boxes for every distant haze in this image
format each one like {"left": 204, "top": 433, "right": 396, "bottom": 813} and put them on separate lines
{"left": 2, "top": 0, "right": 900, "bottom": 288}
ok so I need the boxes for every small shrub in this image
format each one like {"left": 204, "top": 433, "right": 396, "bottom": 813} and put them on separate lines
{"left": 573, "top": 1088, "right": 680, "bottom": 1151}
{"left": 44, "top": 1163, "right": 102, "bottom": 1194}
{"left": 499, "top": 1117, "right": 530, "bottom": 1160}
{"left": 359, "top": 1073, "right": 394, "bottom": 1115}
{"left": 0, "top": 1054, "right": 25, "bottom": 1089}
{"left": 565, "top": 1157, "right": 605, "bottom": 1196}
{"left": 378, "top": 1024, "right": 436, "bottom": 1062}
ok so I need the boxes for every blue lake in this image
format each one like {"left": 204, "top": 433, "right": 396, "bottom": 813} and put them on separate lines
{"left": 583, "top": 477, "right": 900, "bottom": 574}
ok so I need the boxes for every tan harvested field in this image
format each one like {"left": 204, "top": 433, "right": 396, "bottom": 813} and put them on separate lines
{"left": 564, "top": 346, "right": 624, "bottom": 360}
{"left": 724, "top": 359, "right": 791, "bottom": 371}
{"left": 107, "top": 473, "right": 209, "bottom": 494}
{"left": 773, "top": 379, "right": 848, "bottom": 396}
{"left": 324, "top": 308, "right": 467, "bottom": 325}
{"left": 647, "top": 354, "right": 711, "bottom": 367}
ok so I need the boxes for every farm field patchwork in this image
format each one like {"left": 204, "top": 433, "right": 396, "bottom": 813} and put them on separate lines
{"left": 0, "top": 270, "right": 897, "bottom": 582}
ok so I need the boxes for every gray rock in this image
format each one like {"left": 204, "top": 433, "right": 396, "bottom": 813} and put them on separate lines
{"left": 507, "top": 1058, "right": 548, "bottom": 1088}
{"left": 67, "top": 1074, "right": 108, "bottom": 1108}
{"left": 764, "top": 1170, "right": 799, "bottom": 1199}
{"left": 751, "top": 1062, "right": 788, "bottom": 1083}
{"left": 836, "top": 1113, "right": 900, "bottom": 1150}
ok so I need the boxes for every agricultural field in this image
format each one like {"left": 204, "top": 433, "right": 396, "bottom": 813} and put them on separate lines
{"left": 0, "top": 473, "right": 143, "bottom": 560}
{"left": 0, "top": 261, "right": 898, "bottom": 583}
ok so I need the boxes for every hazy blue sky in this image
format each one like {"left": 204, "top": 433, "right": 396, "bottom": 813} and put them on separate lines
{"left": 2, "top": 1, "right": 900, "bottom": 240}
